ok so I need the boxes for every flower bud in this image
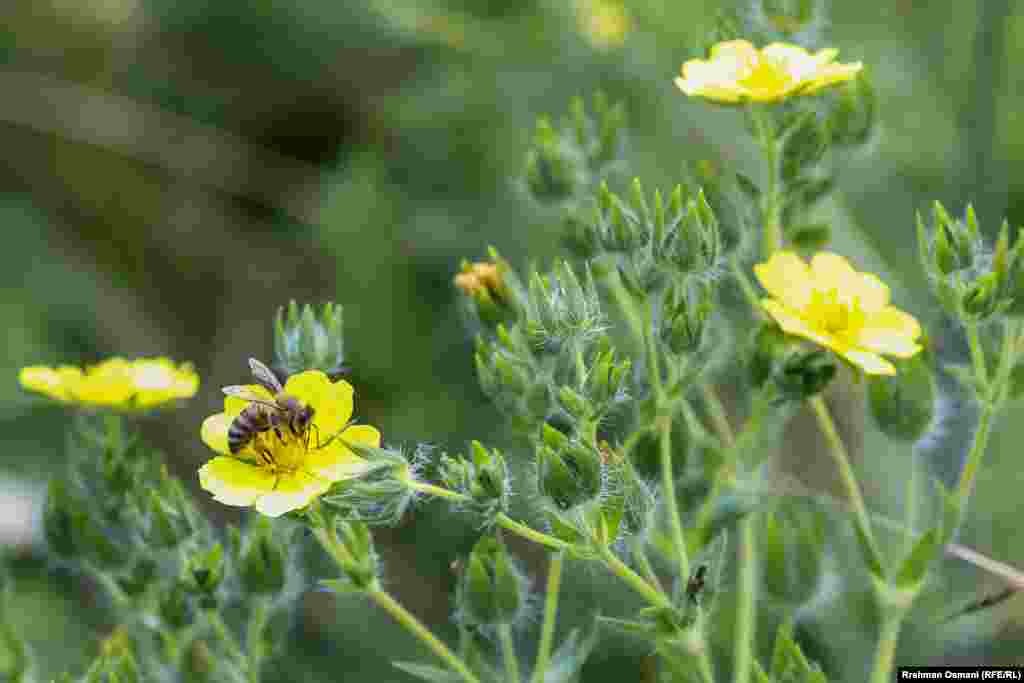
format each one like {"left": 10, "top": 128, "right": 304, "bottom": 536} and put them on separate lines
{"left": 145, "top": 488, "right": 192, "bottom": 549}
{"left": 274, "top": 301, "right": 346, "bottom": 377}
{"left": 749, "top": 323, "right": 835, "bottom": 401}
{"left": 455, "top": 249, "right": 524, "bottom": 328}
{"left": 239, "top": 518, "right": 287, "bottom": 595}
{"left": 917, "top": 203, "right": 1018, "bottom": 322}
{"left": 117, "top": 558, "right": 158, "bottom": 598}
{"left": 44, "top": 479, "right": 84, "bottom": 558}
{"left": 159, "top": 584, "right": 193, "bottom": 629}
{"left": 660, "top": 280, "right": 712, "bottom": 355}
{"left": 458, "top": 537, "right": 526, "bottom": 626}
{"left": 183, "top": 543, "right": 225, "bottom": 598}
{"left": 523, "top": 116, "right": 587, "bottom": 204}
{"left": 335, "top": 520, "right": 378, "bottom": 588}
{"left": 868, "top": 353, "right": 935, "bottom": 442}
{"left": 659, "top": 190, "right": 722, "bottom": 276}
{"left": 537, "top": 425, "right": 603, "bottom": 510}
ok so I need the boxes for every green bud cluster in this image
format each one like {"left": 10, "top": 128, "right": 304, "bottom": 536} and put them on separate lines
{"left": 236, "top": 517, "right": 289, "bottom": 596}
{"left": 523, "top": 93, "right": 626, "bottom": 206}
{"left": 183, "top": 542, "right": 226, "bottom": 607}
{"left": 274, "top": 300, "right": 346, "bottom": 378}
{"left": 537, "top": 423, "right": 604, "bottom": 510}
{"left": 749, "top": 323, "right": 836, "bottom": 401}
{"left": 455, "top": 536, "right": 527, "bottom": 627}
{"left": 571, "top": 180, "right": 723, "bottom": 292}
{"left": 525, "top": 261, "right": 606, "bottom": 350}
{"left": 660, "top": 279, "right": 713, "bottom": 355}
{"left": 438, "top": 441, "right": 509, "bottom": 522}
{"left": 917, "top": 202, "right": 1024, "bottom": 321}
{"left": 321, "top": 442, "right": 417, "bottom": 526}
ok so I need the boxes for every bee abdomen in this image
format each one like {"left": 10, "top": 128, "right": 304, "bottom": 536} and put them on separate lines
{"left": 228, "top": 406, "right": 272, "bottom": 453}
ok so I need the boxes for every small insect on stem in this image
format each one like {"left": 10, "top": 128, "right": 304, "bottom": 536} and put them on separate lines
{"left": 686, "top": 564, "right": 708, "bottom": 606}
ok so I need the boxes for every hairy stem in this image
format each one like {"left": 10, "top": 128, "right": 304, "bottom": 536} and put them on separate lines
{"left": 369, "top": 589, "right": 482, "bottom": 683}
{"left": 599, "top": 544, "right": 671, "bottom": 610}
{"left": 733, "top": 517, "right": 757, "bottom": 683}
{"left": 498, "top": 623, "right": 520, "bottom": 683}
{"left": 531, "top": 551, "right": 565, "bottom": 683}
{"left": 809, "top": 396, "right": 880, "bottom": 561}
{"left": 869, "top": 610, "right": 905, "bottom": 683}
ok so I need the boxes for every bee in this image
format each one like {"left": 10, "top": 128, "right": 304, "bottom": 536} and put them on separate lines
{"left": 223, "top": 358, "right": 317, "bottom": 463}
{"left": 685, "top": 564, "right": 708, "bottom": 606}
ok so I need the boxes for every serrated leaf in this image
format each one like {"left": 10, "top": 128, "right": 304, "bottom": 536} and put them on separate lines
{"left": 392, "top": 662, "right": 464, "bottom": 683}
{"left": 895, "top": 529, "right": 938, "bottom": 589}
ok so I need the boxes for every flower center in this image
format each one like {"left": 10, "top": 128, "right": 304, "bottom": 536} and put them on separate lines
{"left": 740, "top": 56, "right": 792, "bottom": 94}
{"left": 251, "top": 429, "right": 309, "bottom": 474}
{"left": 807, "top": 288, "right": 864, "bottom": 337}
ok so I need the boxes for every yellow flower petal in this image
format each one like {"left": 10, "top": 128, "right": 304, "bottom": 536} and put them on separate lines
{"left": 809, "top": 252, "right": 862, "bottom": 297}
{"left": 19, "top": 365, "right": 83, "bottom": 401}
{"left": 304, "top": 424, "right": 382, "bottom": 481}
{"left": 762, "top": 299, "right": 843, "bottom": 352}
{"left": 838, "top": 348, "right": 895, "bottom": 376}
{"left": 254, "top": 470, "right": 330, "bottom": 517}
{"left": 198, "top": 457, "right": 277, "bottom": 507}
{"left": 853, "top": 307, "right": 922, "bottom": 358}
{"left": 200, "top": 413, "right": 233, "bottom": 455}
{"left": 129, "top": 358, "right": 199, "bottom": 407}
{"left": 754, "top": 251, "right": 814, "bottom": 309}
{"left": 285, "top": 371, "right": 354, "bottom": 437}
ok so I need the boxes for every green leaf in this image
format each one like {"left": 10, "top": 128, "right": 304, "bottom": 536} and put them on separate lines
{"left": 392, "top": 662, "right": 464, "bottom": 683}
{"left": 895, "top": 529, "right": 938, "bottom": 589}
{"left": 595, "top": 616, "right": 655, "bottom": 636}
{"left": 935, "top": 478, "right": 961, "bottom": 546}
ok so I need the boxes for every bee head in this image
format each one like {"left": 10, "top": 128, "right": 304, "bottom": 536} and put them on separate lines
{"left": 297, "top": 404, "right": 315, "bottom": 430}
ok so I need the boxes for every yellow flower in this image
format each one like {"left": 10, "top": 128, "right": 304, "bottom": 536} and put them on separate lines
{"left": 19, "top": 357, "right": 198, "bottom": 408}
{"left": 675, "top": 40, "right": 862, "bottom": 104}
{"left": 755, "top": 251, "right": 922, "bottom": 375}
{"left": 198, "top": 370, "right": 380, "bottom": 517}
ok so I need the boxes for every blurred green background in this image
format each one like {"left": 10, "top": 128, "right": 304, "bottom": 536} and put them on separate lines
{"left": 3, "top": 0, "right": 1023, "bottom": 679}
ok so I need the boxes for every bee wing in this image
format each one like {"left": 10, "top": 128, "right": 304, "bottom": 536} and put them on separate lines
{"left": 248, "top": 358, "right": 284, "bottom": 393}
{"left": 222, "top": 385, "right": 278, "bottom": 407}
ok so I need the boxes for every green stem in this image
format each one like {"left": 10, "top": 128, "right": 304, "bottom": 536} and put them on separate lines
{"left": 246, "top": 598, "right": 270, "bottom": 683}
{"left": 966, "top": 321, "right": 989, "bottom": 388}
{"left": 632, "top": 539, "right": 664, "bottom": 594}
{"left": 701, "top": 384, "right": 735, "bottom": 447}
{"left": 368, "top": 589, "right": 482, "bottom": 683}
{"left": 957, "top": 318, "right": 1020, "bottom": 516}
{"left": 809, "top": 396, "right": 879, "bottom": 561}
{"left": 496, "top": 513, "right": 572, "bottom": 551}
{"left": 531, "top": 551, "right": 565, "bottom": 683}
{"left": 410, "top": 480, "right": 468, "bottom": 502}
{"left": 732, "top": 516, "right": 757, "bottom": 683}
{"left": 206, "top": 610, "right": 246, "bottom": 670}
{"left": 659, "top": 414, "right": 690, "bottom": 581}
{"left": 869, "top": 611, "right": 905, "bottom": 683}
{"left": 730, "top": 256, "right": 763, "bottom": 313}
{"left": 752, "top": 108, "right": 781, "bottom": 258}
{"left": 498, "top": 623, "right": 520, "bottom": 683}
{"left": 599, "top": 544, "right": 671, "bottom": 610}
{"left": 406, "top": 481, "right": 573, "bottom": 552}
